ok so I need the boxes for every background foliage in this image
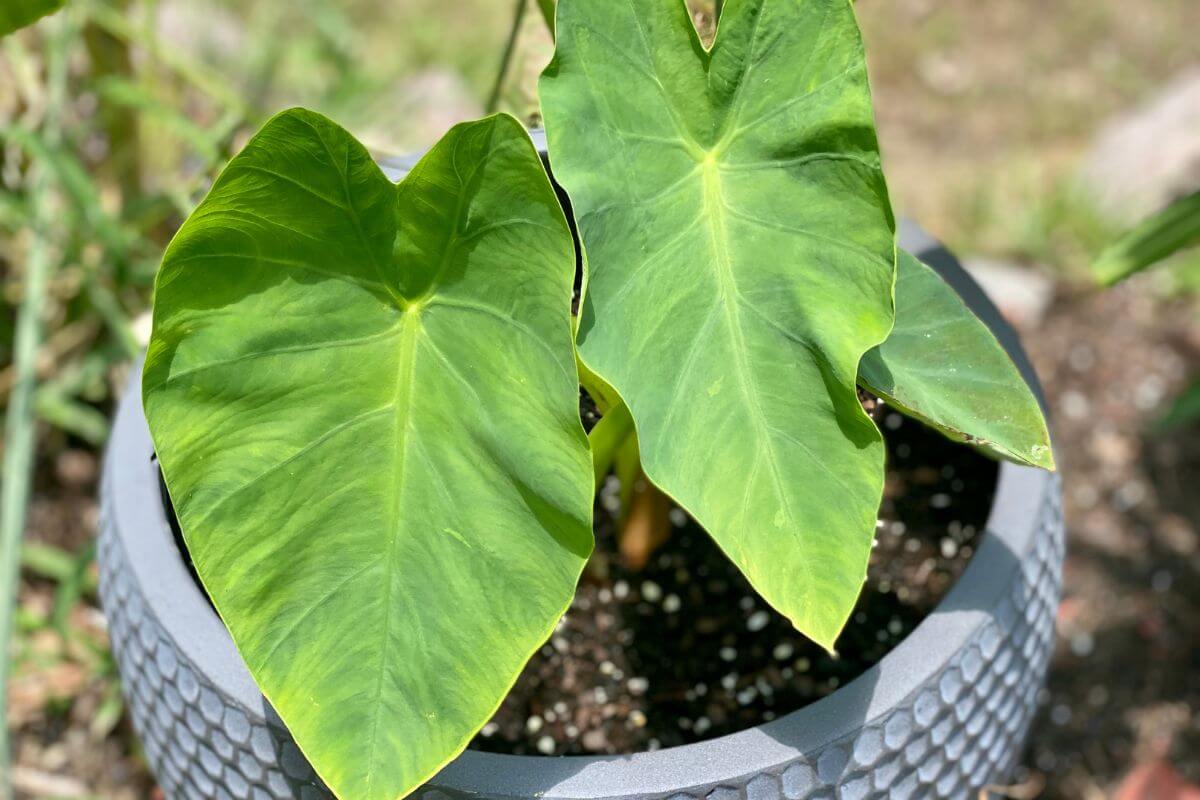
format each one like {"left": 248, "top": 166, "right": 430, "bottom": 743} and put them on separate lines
{"left": 2, "top": 0, "right": 1199, "bottom": 797}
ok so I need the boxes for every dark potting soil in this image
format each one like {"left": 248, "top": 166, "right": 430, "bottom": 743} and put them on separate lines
{"left": 471, "top": 393, "right": 997, "bottom": 755}
{"left": 160, "top": 393, "right": 997, "bottom": 757}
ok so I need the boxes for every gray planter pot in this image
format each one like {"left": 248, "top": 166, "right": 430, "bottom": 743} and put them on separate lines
{"left": 97, "top": 145, "right": 1063, "bottom": 800}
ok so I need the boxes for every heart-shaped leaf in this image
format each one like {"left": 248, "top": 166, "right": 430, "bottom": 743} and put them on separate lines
{"left": 541, "top": 0, "right": 896, "bottom": 648}
{"left": 144, "top": 109, "right": 592, "bottom": 800}
{"left": 860, "top": 250, "right": 1054, "bottom": 469}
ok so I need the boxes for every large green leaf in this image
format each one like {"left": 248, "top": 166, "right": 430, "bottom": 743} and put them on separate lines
{"left": 143, "top": 109, "right": 592, "bottom": 800}
{"left": 860, "top": 251, "right": 1055, "bottom": 470}
{"left": 541, "top": 0, "right": 896, "bottom": 649}
{"left": 0, "top": 0, "right": 63, "bottom": 36}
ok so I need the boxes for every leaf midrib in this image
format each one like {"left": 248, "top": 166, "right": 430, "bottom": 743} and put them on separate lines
{"left": 697, "top": 157, "right": 798, "bottom": 575}
{"left": 364, "top": 308, "right": 423, "bottom": 795}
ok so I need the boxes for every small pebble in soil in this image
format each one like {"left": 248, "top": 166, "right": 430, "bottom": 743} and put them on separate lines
{"left": 1067, "top": 344, "right": 1095, "bottom": 372}
{"left": 1062, "top": 390, "right": 1089, "bottom": 419}
{"left": 1151, "top": 570, "right": 1173, "bottom": 593}
{"left": 1070, "top": 632, "right": 1095, "bottom": 657}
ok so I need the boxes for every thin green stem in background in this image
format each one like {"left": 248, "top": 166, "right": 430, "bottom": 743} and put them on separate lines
{"left": 0, "top": 14, "right": 68, "bottom": 797}
{"left": 485, "top": 0, "right": 528, "bottom": 114}
{"left": 80, "top": 0, "right": 250, "bottom": 122}
{"left": 1094, "top": 189, "right": 1200, "bottom": 285}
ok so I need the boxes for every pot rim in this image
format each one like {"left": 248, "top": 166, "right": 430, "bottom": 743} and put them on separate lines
{"left": 104, "top": 153, "right": 1056, "bottom": 795}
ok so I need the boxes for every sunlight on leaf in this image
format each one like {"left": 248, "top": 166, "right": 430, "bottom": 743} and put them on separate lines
{"left": 542, "top": 0, "right": 896, "bottom": 649}
{"left": 860, "top": 251, "right": 1055, "bottom": 470}
{"left": 144, "top": 109, "right": 592, "bottom": 800}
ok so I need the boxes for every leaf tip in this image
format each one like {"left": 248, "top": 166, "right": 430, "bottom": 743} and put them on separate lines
{"left": 791, "top": 609, "right": 851, "bottom": 657}
{"left": 1033, "top": 443, "right": 1057, "bottom": 472}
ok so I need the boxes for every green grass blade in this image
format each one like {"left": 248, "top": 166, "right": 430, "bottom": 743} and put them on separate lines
{"left": 0, "top": 14, "right": 68, "bottom": 795}
{"left": 33, "top": 389, "right": 110, "bottom": 446}
{"left": 1094, "top": 189, "right": 1200, "bottom": 285}
{"left": 1154, "top": 376, "right": 1200, "bottom": 432}
{"left": 93, "top": 76, "right": 224, "bottom": 163}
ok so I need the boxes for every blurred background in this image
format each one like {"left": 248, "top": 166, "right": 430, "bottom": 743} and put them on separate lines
{"left": 1, "top": 0, "right": 1198, "bottom": 797}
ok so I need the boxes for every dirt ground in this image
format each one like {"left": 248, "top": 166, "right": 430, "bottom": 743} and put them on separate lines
{"left": 1017, "top": 281, "right": 1200, "bottom": 798}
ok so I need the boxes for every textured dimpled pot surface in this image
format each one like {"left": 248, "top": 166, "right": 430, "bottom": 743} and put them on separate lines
{"left": 97, "top": 200, "right": 1065, "bottom": 799}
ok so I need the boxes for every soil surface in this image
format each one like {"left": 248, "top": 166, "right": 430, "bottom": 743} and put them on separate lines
{"left": 470, "top": 404, "right": 997, "bottom": 755}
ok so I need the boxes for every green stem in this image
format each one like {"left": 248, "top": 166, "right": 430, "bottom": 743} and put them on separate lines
{"left": 588, "top": 400, "right": 634, "bottom": 487}
{"left": 485, "top": 0, "right": 528, "bottom": 114}
{"left": 0, "top": 15, "right": 68, "bottom": 797}
{"left": 714, "top": 0, "right": 724, "bottom": 21}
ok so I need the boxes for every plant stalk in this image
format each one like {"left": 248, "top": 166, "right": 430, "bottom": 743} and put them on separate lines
{"left": 0, "top": 14, "right": 68, "bottom": 797}
{"left": 588, "top": 400, "right": 634, "bottom": 487}
{"left": 486, "top": 0, "right": 528, "bottom": 114}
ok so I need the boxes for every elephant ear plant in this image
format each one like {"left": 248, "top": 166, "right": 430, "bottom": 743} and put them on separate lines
{"left": 143, "top": 1, "right": 1054, "bottom": 799}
